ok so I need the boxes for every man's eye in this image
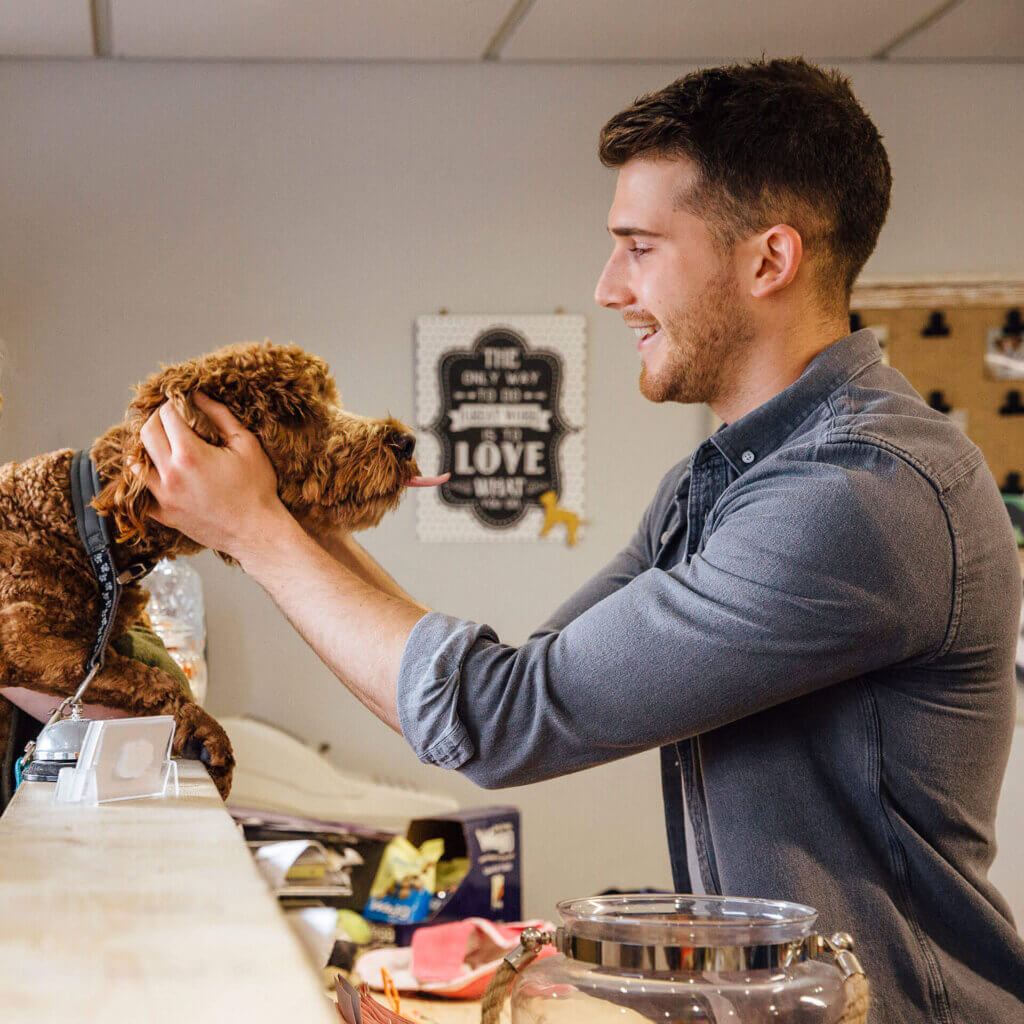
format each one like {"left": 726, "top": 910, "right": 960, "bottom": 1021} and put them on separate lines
{"left": 630, "top": 246, "right": 650, "bottom": 257}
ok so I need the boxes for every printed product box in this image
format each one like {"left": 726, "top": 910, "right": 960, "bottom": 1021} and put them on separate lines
{"left": 363, "top": 806, "right": 521, "bottom": 941}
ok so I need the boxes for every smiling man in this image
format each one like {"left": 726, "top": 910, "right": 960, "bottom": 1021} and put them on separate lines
{"left": 139, "top": 59, "right": 1023, "bottom": 1021}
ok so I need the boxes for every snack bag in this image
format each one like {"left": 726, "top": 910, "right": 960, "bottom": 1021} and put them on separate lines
{"left": 364, "top": 837, "right": 445, "bottom": 923}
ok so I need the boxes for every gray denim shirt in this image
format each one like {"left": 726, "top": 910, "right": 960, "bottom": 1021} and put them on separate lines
{"left": 397, "top": 329, "right": 1024, "bottom": 1023}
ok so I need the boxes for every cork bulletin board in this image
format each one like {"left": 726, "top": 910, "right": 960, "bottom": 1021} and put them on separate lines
{"left": 851, "top": 280, "right": 1024, "bottom": 493}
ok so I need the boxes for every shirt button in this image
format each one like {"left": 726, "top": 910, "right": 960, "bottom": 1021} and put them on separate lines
{"left": 741, "top": 450, "right": 756, "bottom": 464}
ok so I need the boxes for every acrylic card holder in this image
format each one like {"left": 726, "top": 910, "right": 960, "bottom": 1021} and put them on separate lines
{"left": 54, "top": 715, "right": 179, "bottom": 805}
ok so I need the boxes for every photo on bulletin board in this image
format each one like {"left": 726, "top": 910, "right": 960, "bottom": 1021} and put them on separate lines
{"left": 984, "top": 326, "right": 1024, "bottom": 380}
{"left": 415, "top": 314, "right": 585, "bottom": 543}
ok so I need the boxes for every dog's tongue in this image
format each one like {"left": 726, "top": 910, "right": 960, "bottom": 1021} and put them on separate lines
{"left": 406, "top": 473, "right": 450, "bottom": 487}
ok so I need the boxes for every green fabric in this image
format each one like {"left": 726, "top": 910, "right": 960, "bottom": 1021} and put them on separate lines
{"left": 111, "top": 625, "right": 194, "bottom": 702}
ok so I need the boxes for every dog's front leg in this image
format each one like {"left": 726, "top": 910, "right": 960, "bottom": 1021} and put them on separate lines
{"left": 0, "top": 607, "right": 234, "bottom": 798}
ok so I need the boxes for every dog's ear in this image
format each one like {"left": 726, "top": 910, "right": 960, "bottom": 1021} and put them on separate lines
{"left": 208, "top": 342, "right": 338, "bottom": 434}
{"left": 91, "top": 360, "right": 220, "bottom": 546}
{"left": 91, "top": 424, "right": 156, "bottom": 546}
{"left": 94, "top": 341, "right": 339, "bottom": 545}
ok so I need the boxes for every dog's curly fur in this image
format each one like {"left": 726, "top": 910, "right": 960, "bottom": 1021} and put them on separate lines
{"left": 0, "top": 341, "right": 421, "bottom": 799}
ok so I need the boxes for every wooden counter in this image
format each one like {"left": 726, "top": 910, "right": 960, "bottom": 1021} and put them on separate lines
{"left": 0, "top": 760, "right": 337, "bottom": 1023}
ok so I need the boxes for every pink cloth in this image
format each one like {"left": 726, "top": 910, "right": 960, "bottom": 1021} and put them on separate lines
{"left": 357, "top": 919, "right": 556, "bottom": 1000}
{"left": 410, "top": 918, "right": 556, "bottom": 998}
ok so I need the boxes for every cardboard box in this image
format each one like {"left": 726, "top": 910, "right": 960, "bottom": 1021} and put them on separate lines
{"left": 363, "top": 806, "right": 521, "bottom": 941}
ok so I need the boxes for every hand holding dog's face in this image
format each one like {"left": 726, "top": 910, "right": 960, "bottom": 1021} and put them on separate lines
{"left": 94, "top": 341, "right": 428, "bottom": 556}
{"left": 137, "top": 393, "right": 287, "bottom": 561}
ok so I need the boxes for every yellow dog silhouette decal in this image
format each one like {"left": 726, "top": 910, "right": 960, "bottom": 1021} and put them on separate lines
{"left": 538, "top": 491, "right": 583, "bottom": 546}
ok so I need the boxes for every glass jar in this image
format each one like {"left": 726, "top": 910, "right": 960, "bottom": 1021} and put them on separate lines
{"left": 510, "top": 895, "right": 865, "bottom": 1024}
{"left": 145, "top": 558, "right": 209, "bottom": 706}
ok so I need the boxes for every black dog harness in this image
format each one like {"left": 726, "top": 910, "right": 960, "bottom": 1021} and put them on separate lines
{"left": 69, "top": 449, "right": 152, "bottom": 679}
{"left": 18, "top": 451, "right": 152, "bottom": 770}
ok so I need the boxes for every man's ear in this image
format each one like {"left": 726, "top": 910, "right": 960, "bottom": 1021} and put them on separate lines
{"left": 747, "top": 224, "right": 803, "bottom": 299}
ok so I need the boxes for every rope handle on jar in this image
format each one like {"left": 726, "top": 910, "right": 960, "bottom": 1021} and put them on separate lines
{"left": 805, "top": 932, "right": 870, "bottom": 1024}
{"left": 480, "top": 928, "right": 869, "bottom": 1024}
{"left": 481, "top": 927, "right": 554, "bottom": 1024}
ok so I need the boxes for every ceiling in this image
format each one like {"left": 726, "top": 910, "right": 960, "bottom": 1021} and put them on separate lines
{"left": 0, "top": 0, "right": 1021, "bottom": 62}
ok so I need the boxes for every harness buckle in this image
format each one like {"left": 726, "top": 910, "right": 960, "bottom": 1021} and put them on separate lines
{"left": 117, "top": 563, "right": 152, "bottom": 585}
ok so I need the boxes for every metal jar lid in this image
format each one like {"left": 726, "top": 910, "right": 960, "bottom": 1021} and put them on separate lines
{"left": 555, "top": 927, "right": 809, "bottom": 973}
{"left": 543, "top": 895, "right": 862, "bottom": 979}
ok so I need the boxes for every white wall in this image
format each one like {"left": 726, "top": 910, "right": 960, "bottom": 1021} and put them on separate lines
{"left": 1, "top": 59, "right": 1022, "bottom": 923}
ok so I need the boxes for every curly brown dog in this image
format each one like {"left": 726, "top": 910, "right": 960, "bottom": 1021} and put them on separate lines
{"left": 0, "top": 341, "right": 425, "bottom": 799}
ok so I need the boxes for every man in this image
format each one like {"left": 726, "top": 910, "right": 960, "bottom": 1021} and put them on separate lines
{"left": 139, "top": 60, "right": 1024, "bottom": 1021}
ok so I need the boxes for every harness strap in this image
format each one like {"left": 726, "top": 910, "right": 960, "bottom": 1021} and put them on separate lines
{"left": 69, "top": 449, "right": 151, "bottom": 677}
{"left": 17, "top": 452, "right": 154, "bottom": 772}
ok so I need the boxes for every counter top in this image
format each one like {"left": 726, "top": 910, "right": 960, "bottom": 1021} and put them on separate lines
{"left": 0, "top": 761, "right": 337, "bottom": 1023}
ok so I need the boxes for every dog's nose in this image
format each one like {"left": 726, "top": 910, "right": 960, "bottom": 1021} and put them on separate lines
{"left": 388, "top": 432, "right": 416, "bottom": 460}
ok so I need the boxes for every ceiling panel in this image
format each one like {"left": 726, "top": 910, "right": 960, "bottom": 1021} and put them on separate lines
{"left": 110, "top": 0, "right": 512, "bottom": 60}
{"left": 890, "top": 0, "right": 1024, "bottom": 59}
{"left": 0, "top": 0, "right": 93, "bottom": 57}
{"left": 501, "top": 0, "right": 942, "bottom": 61}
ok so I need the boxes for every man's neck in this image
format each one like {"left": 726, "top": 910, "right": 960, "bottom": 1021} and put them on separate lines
{"left": 710, "top": 313, "right": 851, "bottom": 425}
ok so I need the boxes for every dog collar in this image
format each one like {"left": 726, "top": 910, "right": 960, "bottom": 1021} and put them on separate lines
{"left": 70, "top": 449, "right": 152, "bottom": 679}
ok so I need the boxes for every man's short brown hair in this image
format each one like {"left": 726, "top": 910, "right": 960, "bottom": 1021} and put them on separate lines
{"left": 599, "top": 58, "right": 892, "bottom": 308}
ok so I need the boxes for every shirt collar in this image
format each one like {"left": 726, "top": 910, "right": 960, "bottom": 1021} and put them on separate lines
{"left": 710, "top": 329, "right": 883, "bottom": 475}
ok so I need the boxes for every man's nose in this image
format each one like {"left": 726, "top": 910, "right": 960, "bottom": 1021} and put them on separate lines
{"left": 594, "top": 253, "right": 630, "bottom": 309}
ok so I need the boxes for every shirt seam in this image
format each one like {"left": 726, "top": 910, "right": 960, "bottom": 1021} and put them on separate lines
{"left": 859, "top": 680, "right": 955, "bottom": 1024}
{"left": 823, "top": 427, "right": 962, "bottom": 661}
{"left": 423, "top": 721, "right": 469, "bottom": 767}
{"left": 416, "top": 669, "right": 464, "bottom": 761}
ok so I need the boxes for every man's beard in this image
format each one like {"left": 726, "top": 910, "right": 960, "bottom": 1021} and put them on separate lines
{"left": 639, "top": 264, "right": 756, "bottom": 406}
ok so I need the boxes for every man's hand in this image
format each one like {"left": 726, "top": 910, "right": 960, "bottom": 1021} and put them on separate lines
{"left": 138, "top": 392, "right": 291, "bottom": 562}
{"left": 139, "top": 392, "right": 427, "bottom": 736}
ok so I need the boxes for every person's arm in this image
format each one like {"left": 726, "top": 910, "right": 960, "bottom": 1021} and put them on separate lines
{"left": 0, "top": 688, "right": 134, "bottom": 723}
{"left": 242, "top": 520, "right": 426, "bottom": 731}
{"left": 526, "top": 461, "right": 685, "bottom": 641}
{"left": 397, "top": 443, "right": 956, "bottom": 788}
{"left": 137, "top": 394, "right": 425, "bottom": 732}
{"left": 309, "top": 528, "right": 415, "bottom": 604}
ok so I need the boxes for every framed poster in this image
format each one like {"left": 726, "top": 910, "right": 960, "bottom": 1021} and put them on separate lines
{"left": 415, "top": 314, "right": 585, "bottom": 543}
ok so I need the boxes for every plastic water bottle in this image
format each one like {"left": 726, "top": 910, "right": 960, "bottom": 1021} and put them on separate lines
{"left": 144, "top": 558, "right": 209, "bottom": 706}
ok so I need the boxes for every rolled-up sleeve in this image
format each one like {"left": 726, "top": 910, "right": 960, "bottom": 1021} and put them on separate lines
{"left": 396, "top": 613, "right": 496, "bottom": 770}
{"left": 396, "top": 464, "right": 679, "bottom": 771}
{"left": 397, "top": 442, "right": 955, "bottom": 790}
{"left": 395, "top": 512, "right": 655, "bottom": 772}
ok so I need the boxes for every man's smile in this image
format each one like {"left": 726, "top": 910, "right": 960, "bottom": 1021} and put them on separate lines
{"left": 626, "top": 319, "right": 663, "bottom": 353}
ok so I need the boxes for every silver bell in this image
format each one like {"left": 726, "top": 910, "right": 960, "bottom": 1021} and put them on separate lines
{"left": 21, "top": 704, "right": 92, "bottom": 783}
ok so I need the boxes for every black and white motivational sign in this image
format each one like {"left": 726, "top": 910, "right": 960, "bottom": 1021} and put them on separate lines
{"left": 416, "top": 315, "right": 585, "bottom": 542}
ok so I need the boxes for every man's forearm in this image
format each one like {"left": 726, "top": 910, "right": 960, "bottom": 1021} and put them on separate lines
{"left": 312, "top": 530, "right": 415, "bottom": 603}
{"left": 238, "top": 513, "right": 429, "bottom": 733}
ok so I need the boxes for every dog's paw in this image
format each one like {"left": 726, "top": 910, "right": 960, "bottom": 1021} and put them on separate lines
{"left": 172, "top": 703, "right": 235, "bottom": 800}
